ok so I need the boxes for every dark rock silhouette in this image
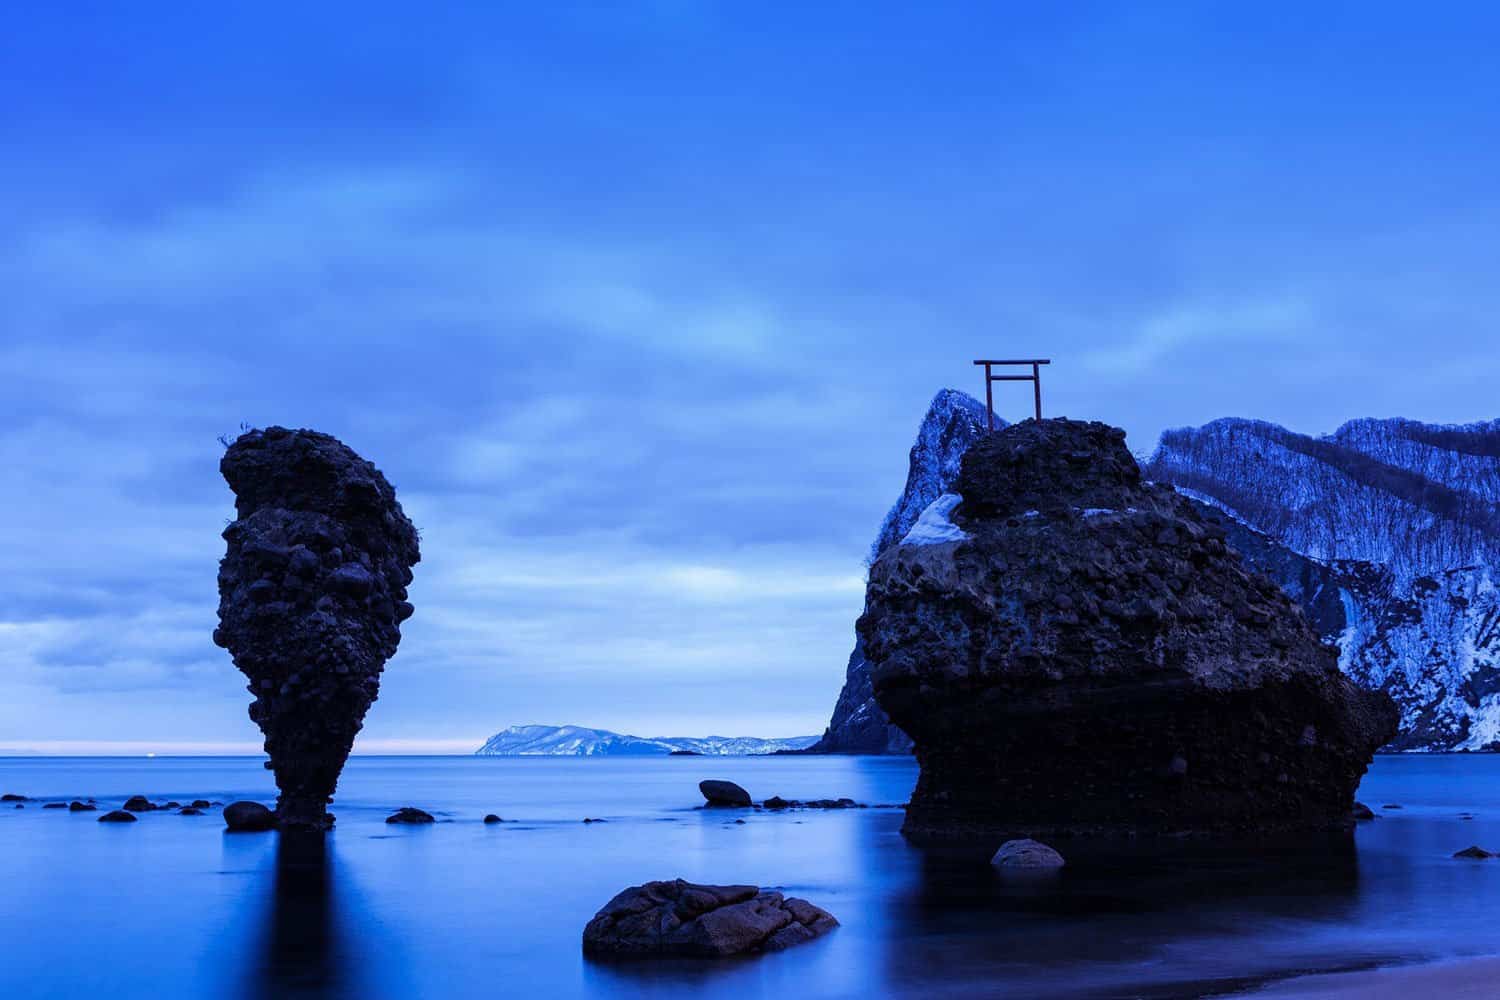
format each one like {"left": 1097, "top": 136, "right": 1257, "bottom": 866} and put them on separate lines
{"left": 698, "top": 780, "right": 751, "bottom": 807}
{"left": 385, "top": 807, "right": 434, "bottom": 824}
{"left": 860, "top": 418, "right": 1398, "bottom": 844}
{"left": 68, "top": 801, "right": 95, "bottom": 812}
{"left": 225, "top": 801, "right": 277, "bottom": 832}
{"left": 582, "top": 879, "right": 837, "bottom": 958}
{"left": 483, "top": 813, "right": 502, "bottom": 824}
{"left": 98, "top": 810, "right": 136, "bottom": 823}
{"left": 123, "top": 795, "right": 156, "bottom": 812}
{"left": 214, "top": 427, "right": 420, "bottom": 831}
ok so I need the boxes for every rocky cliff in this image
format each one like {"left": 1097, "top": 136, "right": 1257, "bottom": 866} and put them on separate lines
{"left": 807, "top": 389, "right": 993, "bottom": 753}
{"left": 213, "top": 427, "right": 420, "bottom": 830}
{"left": 860, "top": 418, "right": 1397, "bottom": 843}
{"left": 1149, "top": 417, "right": 1500, "bottom": 750}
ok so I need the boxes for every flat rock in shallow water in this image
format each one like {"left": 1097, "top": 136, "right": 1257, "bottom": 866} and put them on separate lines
{"left": 582, "top": 879, "right": 837, "bottom": 958}
{"left": 98, "top": 811, "right": 136, "bottom": 823}
{"left": 1454, "top": 846, "right": 1493, "bottom": 859}
{"left": 69, "top": 801, "right": 95, "bottom": 812}
{"left": 223, "top": 801, "right": 276, "bottom": 832}
{"left": 993, "top": 838, "right": 1066, "bottom": 869}
{"left": 386, "top": 807, "right": 435, "bottom": 824}
{"left": 698, "top": 780, "right": 751, "bottom": 807}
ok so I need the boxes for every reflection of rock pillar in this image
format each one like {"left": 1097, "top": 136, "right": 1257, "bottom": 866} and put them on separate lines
{"left": 214, "top": 427, "right": 420, "bottom": 831}
{"left": 257, "top": 831, "right": 337, "bottom": 997}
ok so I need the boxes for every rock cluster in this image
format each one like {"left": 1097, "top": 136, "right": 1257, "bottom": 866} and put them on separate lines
{"left": 214, "top": 427, "right": 420, "bottom": 831}
{"left": 582, "top": 879, "right": 837, "bottom": 958}
{"left": 859, "top": 418, "right": 1399, "bottom": 844}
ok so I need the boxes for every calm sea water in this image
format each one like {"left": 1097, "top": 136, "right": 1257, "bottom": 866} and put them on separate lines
{"left": 2, "top": 754, "right": 1499, "bottom": 999}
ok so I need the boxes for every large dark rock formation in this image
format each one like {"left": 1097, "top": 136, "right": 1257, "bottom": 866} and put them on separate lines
{"left": 582, "top": 880, "right": 837, "bottom": 958}
{"left": 859, "top": 418, "right": 1398, "bottom": 844}
{"left": 214, "top": 427, "right": 420, "bottom": 831}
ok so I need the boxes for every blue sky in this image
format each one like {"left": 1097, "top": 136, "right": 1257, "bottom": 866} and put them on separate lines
{"left": 2, "top": 3, "right": 1497, "bottom": 752}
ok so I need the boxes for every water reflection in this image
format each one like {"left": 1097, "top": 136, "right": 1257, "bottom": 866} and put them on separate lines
{"left": 881, "top": 834, "right": 1366, "bottom": 998}
{"left": 244, "top": 832, "right": 347, "bottom": 999}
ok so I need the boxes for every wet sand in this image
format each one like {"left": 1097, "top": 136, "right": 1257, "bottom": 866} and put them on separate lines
{"left": 1246, "top": 956, "right": 1500, "bottom": 999}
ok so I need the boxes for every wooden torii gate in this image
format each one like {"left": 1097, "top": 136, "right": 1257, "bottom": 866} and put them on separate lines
{"left": 973, "top": 358, "right": 1050, "bottom": 430}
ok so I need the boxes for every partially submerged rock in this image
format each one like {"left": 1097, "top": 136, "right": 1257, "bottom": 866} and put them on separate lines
{"left": 385, "top": 807, "right": 435, "bottom": 824}
{"left": 993, "top": 838, "right": 1066, "bottom": 869}
{"left": 214, "top": 427, "right": 420, "bottom": 831}
{"left": 223, "top": 801, "right": 277, "bottom": 832}
{"left": 699, "top": 780, "right": 751, "bottom": 807}
{"left": 98, "top": 810, "right": 136, "bottom": 823}
{"left": 1454, "top": 845, "right": 1493, "bottom": 859}
{"left": 859, "top": 418, "right": 1399, "bottom": 844}
{"left": 122, "top": 795, "right": 156, "bottom": 812}
{"left": 483, "top": 814, "right": 502, "bottom": 824}
{"left": 1, "top": 793, "right": 27, "bottom": 802}
{"left": 582, "top": 879, "right": 837, "bottom": 958}
{"left": 1351, "top": 802, "right": 1377, "bottom": 821}
{"left": 68, "top": 801, "right": 95, "bottom": 813}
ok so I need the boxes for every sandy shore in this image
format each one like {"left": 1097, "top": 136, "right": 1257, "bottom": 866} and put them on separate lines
{"left": 1245, "top": 957, "right": 1500, "bottom": 998}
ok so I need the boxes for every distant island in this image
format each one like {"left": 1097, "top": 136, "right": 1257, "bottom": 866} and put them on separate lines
{"left": 475, "top": 724, "right": 819, "bottom": 757}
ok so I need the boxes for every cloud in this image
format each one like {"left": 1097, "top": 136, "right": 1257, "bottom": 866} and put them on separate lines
{"left": 1080, "top": 297, "right": 1317, "bottom": 376}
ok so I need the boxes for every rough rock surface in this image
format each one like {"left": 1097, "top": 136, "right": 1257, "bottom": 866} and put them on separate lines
{"left": 214, "top": 427, "right": 420, "bottom": 831}
{"left": 992, "top": 838, "right": 1066, "bottom": 869}
{"left": 859, "top": 418, "right": 1399, "bottom": 843}
{"left": 582, "top": 879, "right": 837, "bottom": 958}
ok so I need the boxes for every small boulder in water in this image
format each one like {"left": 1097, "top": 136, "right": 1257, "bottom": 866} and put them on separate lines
{"left": 386, "top": 807, "right": 435, "bottom": 824}
{"left": 98, "top": 810, "right": 137, "bottom": 823}
{"left": 1454, "top": 845, "right": 1493, "bottom": 859}
{"left": 179, "top": 807, "right": 204, "bottom": 816}
{"left": 763, "top": 796, "right": 792, "bottom": 810}
{"left": 42, "top": 802, "right": 67, "bottom": 810}
{"left": 69, "top": 801, "right": 96, "bottom": 813}
{"left": 191, "top": 800, "right": 212, "bottom": 809}
{"left": 1351, "top": 802, "right": 1377, "bottom": 821}
{"left": 699, "top": 780, "right": 752, "bottom": 807}
{"left": 122, "top": 796, "right": 156, "bottom": 813}
{"left": 223, "top": 801, "right": 276, "bottom": 832}
{"left": 992, "top": 838, "right": 1066, "bottom": 869}
{"left": 483, "top": 814, "right": 502, "bottom": 824}
{"left": 582, "top": 879, "right": 838, "bottom": 958}
{"left": 1, "top": 793, "right": 27, "bottom": 802}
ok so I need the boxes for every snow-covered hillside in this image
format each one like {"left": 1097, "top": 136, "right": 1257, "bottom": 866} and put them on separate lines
{"left": 1149, "top": 417, "right": 1500, "bottom": 750}
{"left": 475, "top": 725, "right": 817, "bottom": 756}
